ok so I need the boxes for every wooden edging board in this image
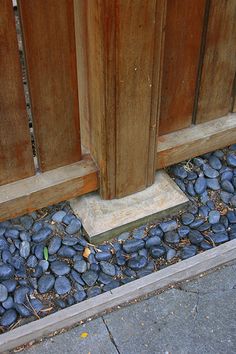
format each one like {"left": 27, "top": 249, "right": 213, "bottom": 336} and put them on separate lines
{"left": 156, "top": 113, "right": 236, "bottom": 169}
{"left": 1, "top": 239, "right": 236, "bottom": 352}
{"left": 0, "top": 156, "right": 98, "bottom": 222}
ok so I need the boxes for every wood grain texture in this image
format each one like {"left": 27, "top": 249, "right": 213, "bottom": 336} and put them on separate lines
{"left": 0, "top": 0, "right": 34, "bottom": 185}
{"left": 0, "top": 156, "right": 98, "bottom": 222}
{"left": 195, "top": 0, "right": 236, "bottom": 123}
{"left": 147, "top": 0, "right": 167, "bottom": 185}
{"left": 73, "top": 0, "right": 90, "bottom": 151}
{"left": 84, "top": 0, "right": 166, "bottom": 198}
{"left": 19, "top": 0, "right": 81, "bottom": 171}
{"left": 232, "top": 73, "right": 236, "bottom": 113}
{"left": 156, "top": 113, "right": 236, "bottom": 169}
{"left": 233, "top": 97, "right": 236, "bottom": 113}
{"left": 158, "top": 0, "right": 206, "bottom": 135}
{"left": 115, "top": 0, "right": 158, "bottom": 196}
{"left": 85, "top": 0, "right": 116, "bottom": 199}
{"left": 1, "top": 238, "right": 235, "bottom": 352}
{"left": 233, "top": 103, "right": 236, "bottom": 113}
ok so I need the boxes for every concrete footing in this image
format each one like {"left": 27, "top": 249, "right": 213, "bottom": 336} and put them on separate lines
{"left": 70, "top": 171, "right": 189, "bottom": 243}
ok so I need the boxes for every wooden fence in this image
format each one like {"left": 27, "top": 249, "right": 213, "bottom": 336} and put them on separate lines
{"left": 0, "top": 0, "right": 98, "bottom": 221}
{"left": 0, "top": 0, "right": 236, "bottom": 221}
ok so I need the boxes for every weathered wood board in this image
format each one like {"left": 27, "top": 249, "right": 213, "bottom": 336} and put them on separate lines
{"left": 156, "top": 113, "right": 236, "bottom": 169}
{"left": 73, "top": 0, "right": 90, "bottom": 151}
{"left": 0, "top": 156, "right": 98, "bottom": 222}
{"left": 115, "top": 0, "right": 159, "bottom": 196}
{"left": 158, "top": 0, "right": 206, "bottom": 135}
{"left": 19, "top": 0, "right": 81, "bottom": 171}
{"left": 195, "top": 0, "right": 236, "bottom": 123}
{"left": 0, "top": 0, "right": 34, "bottom": 185}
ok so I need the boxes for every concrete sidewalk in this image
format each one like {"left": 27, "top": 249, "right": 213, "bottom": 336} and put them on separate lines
{"left": 22, "top": 261, "right": 236, "bottom": 354}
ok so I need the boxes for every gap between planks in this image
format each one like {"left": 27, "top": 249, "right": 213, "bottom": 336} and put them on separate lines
{"left": 156, "top": 113, "right": 236, "bottom": 169}
{"left": 0, "top": 239, "right": 236, "bottom": 352}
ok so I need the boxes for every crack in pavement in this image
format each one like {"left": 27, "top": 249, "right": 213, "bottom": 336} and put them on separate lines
{"left": 102, "top": 317, "right": 121, "bottom": 354}
{"left": 176, "top": 285, "right": 236, "bottom": 323}
{"left": 177, "top": 285, "right": 236, "bottom": 295}
{"left": 193, "top": 292, "right": 200, "bottom": 322}
{"left": 172, "top": 287, "right": 200, "bottom": 321}
{"left": 177, "top": 287, "right": 200, "bottom": 294}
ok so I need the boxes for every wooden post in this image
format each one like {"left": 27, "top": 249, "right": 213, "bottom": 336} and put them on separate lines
{"left": 75, "top": 0, "right": 166, "bottom": 199}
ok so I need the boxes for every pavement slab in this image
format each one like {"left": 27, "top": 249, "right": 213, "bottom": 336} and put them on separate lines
{"left": 179, "top": 262, "right": 236, "bottom": 294}
{"left": 104, "top": 263, "right": 236, "bottom": 354}
{"left": 20, "top": 262, "right": 236, "bottom": 354}
{"left": 192, "top": 289, "right": 236, "bottom": 354}
{"left": 22, "top": 317, "right": 118, "bottom": 354}
{"left": 104, "top": 288, "right": 199, "bottom": 354}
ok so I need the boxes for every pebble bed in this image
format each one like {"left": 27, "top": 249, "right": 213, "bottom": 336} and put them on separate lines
{"left": 0, "top": 145, "right": 236, "bottom": 331}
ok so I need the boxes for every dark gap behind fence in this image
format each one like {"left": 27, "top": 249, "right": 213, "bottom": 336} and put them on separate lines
{"left": 192, "top": 0, "right": 211, "bottom": 125}
{"left": 13, "top": 1, "right": 40, "bottom": 174}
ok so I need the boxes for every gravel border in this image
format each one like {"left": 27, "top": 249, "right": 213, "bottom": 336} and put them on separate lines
{"left": 0, "top": 239, "right": 235, "bottom": 352}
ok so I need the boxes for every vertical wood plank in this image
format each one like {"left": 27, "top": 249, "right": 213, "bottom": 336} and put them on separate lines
{"left": 82, "top": 0, "right": 166, "bottom": 198}
{"left": 0, "top": 0, "right": 34, "bottom": 186}
{"left": 86, "top": 0, "right": 116, "bottom": 199}
{"left": 159, "top": 0, "right": 206, "bottom": 135}
{"left": 231, "top": 73, "right": 236, "bottom": 113}
{"left": 115, "top": 0, "right": 159, "bottom": 196}
{"left": 73, "top": 0, "right": 90, "bottom": 151}
{"left": 19, "top": 0, "right": 81, "bottom": 171}
{"left": 195, "top": 0, "right": 236, "bottom": 123}
{"left": 233, "top": 100, "right": 236, "bottom": 113}
{"left": 147, "top": 0, "right": 167, "bottom": 185}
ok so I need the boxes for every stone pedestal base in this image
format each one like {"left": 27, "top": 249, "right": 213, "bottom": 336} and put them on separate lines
{"left": 70, "top": 171, "right": 189, "bottom": 244}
